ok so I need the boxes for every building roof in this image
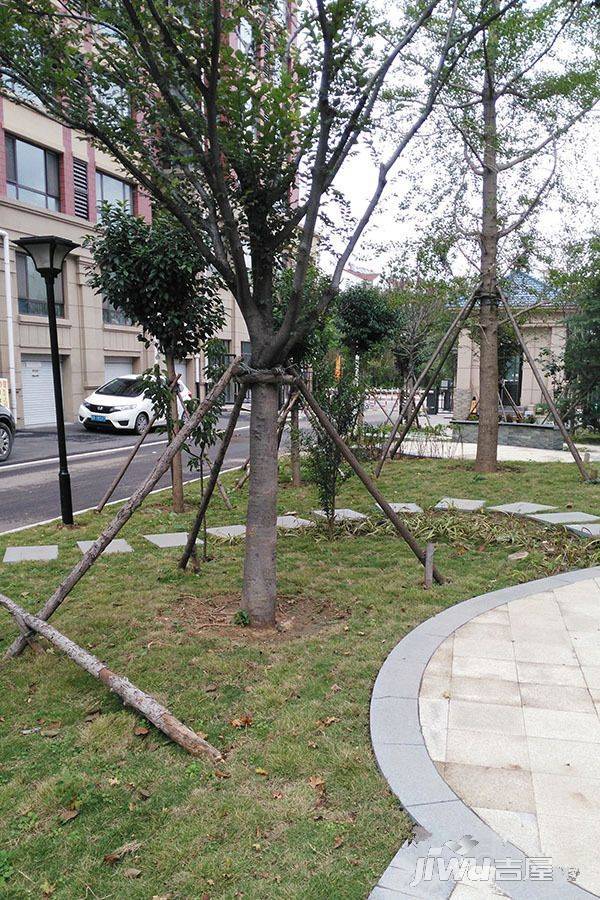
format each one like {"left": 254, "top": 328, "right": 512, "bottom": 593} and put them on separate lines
{"left": 501, "top": 271, "right": 557, "bottom": 308}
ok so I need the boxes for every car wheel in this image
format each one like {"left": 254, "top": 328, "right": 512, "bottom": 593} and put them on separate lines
{"left": 0, "top": 423, "right": 13, "bottom": 462}
{"left": 134, "top": 412, "right": 150, "bottom": 435}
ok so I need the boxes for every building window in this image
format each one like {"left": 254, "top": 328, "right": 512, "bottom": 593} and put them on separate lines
{"left": 241, "top": 340, "right": 252, "bottom": 362}
{"left": 102, "top": 296, "right": 132, "bottom": 326}
{"left": 5, "top": 135, "right": 60, "bottom": 211}
{"left": 96, "top": 170, "right": 133, "bottom": 217}
{"left": 16, "top": 252, "right": 65, "bottom": 318}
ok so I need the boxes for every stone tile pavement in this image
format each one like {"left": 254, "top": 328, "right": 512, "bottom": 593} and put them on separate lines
{"left": 420, "top": 576, "right": 600, "bottom": 897}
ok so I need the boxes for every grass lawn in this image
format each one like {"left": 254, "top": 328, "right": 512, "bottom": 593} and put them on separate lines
{"left": 0, "top": 457, "right": 599, "bottom": 899}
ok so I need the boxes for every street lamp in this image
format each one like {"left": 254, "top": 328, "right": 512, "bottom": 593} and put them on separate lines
{"left": 13, "top": 235, "right": 79, "bottom": 526}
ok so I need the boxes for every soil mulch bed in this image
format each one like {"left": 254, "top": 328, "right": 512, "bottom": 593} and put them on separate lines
{"left": 157, "top": 592, "right": 351, "bottom": 642}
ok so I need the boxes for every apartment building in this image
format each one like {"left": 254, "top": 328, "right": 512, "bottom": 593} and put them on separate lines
{"left": 0, "top": 96, "right": 250, "bottom": 427}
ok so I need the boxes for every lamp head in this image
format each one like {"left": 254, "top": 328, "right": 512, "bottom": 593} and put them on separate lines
{"left": 13, "top": 235, "right": 79, "bottom": 277}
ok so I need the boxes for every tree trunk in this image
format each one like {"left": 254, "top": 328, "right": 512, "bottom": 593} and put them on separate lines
{"left": 290, "top": 401, "right": 301, "bottom": 487}
{"left": 242, "top": 381, "right": 279, "bottom": 627}
{"left": 475, "top": 15, "right": 500, "bottom": 474}
{"left": 166, "top": 353, "right": 185, "bottom": 512}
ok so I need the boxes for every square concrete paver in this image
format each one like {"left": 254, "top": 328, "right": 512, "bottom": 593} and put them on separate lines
{"left": 276, "top": 515, "right": 315, "bottom": 530}
{"left": 77, "top": 539, "right": 133, "bottom": 555}
{"left": 443, "top": 762, "right": 536, "bottom": 813}
{"left": 435, "top": 497, "right": 486, "bottom": 512}
{"left": 567, "top": 523, "right": 600, "bottom": 538}
{"left": 312, "top": 508, "right": 367, "bottom": 522}
{"left": 206, "top": 524, "right": 246, "bottom": 539}
{"left": 487, "top": 501, "right": 557, "bottom": 515}
{"left": 3, "top": 545, "right": 58, "bottom": 563}
{"left": 527, "top": 511, "right": 600, "bottom": 525}
{"left": 376, "top": 501, "right": 423, "bottom": 514}
{"left": 144, "top": 532, "right": 192, "bottom": 548}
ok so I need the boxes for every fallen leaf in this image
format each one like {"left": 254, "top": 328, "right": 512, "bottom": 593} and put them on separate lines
{"left": 41, "top": 881, "right": 55, "bottom": 897}
{"left": 230, "top": 713, "right": 253, "bottom": 728}
{"left": 333, "top": 835, "right": 345, "bottom": 849}
{"left": 133, "top": 725, "right": 150, "bottom": 737}
{"left": 108, "top": 777, "right": 120, "bottom": 786}
{"left": 255, "top": 767, "right": 269, "bottom": 777}
{"left": 271, "top": 791, "right": 283, "bottom": 799}
{"left": 205, "top": 683, "right": 218, "bottom": 693}
{"left": 58, "top": 808, "right": 79, "bottom": 824}
{"left": 307, "top": 741, "right": 318, "bottom": 749}
{"left": 214, "top": 769, "right": 231, "bottom": 779}
{"left": 329, "top": 684, "right": 342, "bottom": 693}
{"left": 122, "top": 867, "right": 142, "bottom": 879}
{"left": 104, "top": 840, "right": 143, "bottom": 865}
{"left": 308, "top": 774, "right": 327, "bottom": 806}
{"left": 317, "top": 716, "right": 338, "bottom": 728}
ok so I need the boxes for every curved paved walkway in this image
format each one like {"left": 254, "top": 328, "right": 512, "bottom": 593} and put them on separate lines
{"left": 370, "top": 566, "right": 600, "bottom": 899}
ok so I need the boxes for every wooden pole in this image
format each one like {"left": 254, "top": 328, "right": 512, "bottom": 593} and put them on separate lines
{"left": 96, "top": 375, "right": 181, "bottom": 513}
{"left": 179, "top": 386, "right": 247, "bottom": 571}
{"left": 424, "top": 543, "right": 435, "bottom": 589}
{"left": 498, "top": 290, "right": 592, "bottom": 483}
{"left": 293, "top": 374, "right": 445, "bottom": 584}
{"left": 375, "top": 292, "right": 479, "bottom": 477}
{"left": 0, "top": 593, "right": 222, "bottom": 762}
{"left": 203, "top": 453, "right": 233, "bottom": 510}
{"left": 5, "top": 357, "right": 242, "bottom": 660}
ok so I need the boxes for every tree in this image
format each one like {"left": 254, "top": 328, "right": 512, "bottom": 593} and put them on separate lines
{"left": 337, "top": 283, "right": 397, "bottom": 362}
{"left": 1, "top": 0, "right": 515, "bottom": 625}
{"left": 546, "top": 235, "right": 600, "bottom": 429}
{"left": 86, "top": 207, "right": 225, "bottom": 512}
{"left": 428, "top": 0, "right": 599, "bottom": 470}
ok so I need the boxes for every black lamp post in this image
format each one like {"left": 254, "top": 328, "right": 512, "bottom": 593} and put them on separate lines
{"left": 13, "top": 235, "right": 79, "bottom": 526}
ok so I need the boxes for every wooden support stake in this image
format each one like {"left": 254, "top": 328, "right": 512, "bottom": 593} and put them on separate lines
{"left": 498, "top": 290, "right": 592, "bottom": 483}
{"left": 293, "top": 374, "right": 445, "bottom": 585}
{"left": 96, "top": 375, "right": 181, "bottom": 513}
{"left": 0, "top": 593, "right": 222, "bottom": 762}
{"left": 424, "top": 543, "right": 435, "bottom": 589}
{"left": 5, "top": 357, "right": 242, "bottom": 660}
{"left": 203, "top": 453, "right": 233, "bottom": 510}
{"left": 376, "top": 292, "right": 479, "bottom": 476}
{"left": 179, "top": 387, "right": 247, "bottom": 570}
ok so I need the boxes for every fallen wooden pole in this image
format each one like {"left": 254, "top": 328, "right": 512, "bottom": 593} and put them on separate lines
{"left": 498, "top": 289, "right": 592, "bottom": 483}
{"left": 5, "top": 357, "right": 242, "bottom": 660}
{"left": 375, "top": 292, "right": 479, "bottom": 476}
{"left": 0, "top": 593, "right": 222, "bottom": 762}
{"left": 180, "top": 387, "right": 247, "bottom": 570}
{"left": 96, "top": 375, "right": 181, "bottom": 513}
{"left": 293, "top": 374, "right": 445, "bottom": 585}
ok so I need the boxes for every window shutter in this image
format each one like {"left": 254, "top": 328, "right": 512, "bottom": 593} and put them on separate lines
{"left": 73, "top": 157, "right": 89, "bottom": 218}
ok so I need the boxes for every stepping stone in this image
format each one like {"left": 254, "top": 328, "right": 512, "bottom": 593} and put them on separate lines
{"left": 435, "top": 497, "right": 486, "bottom": 512}
{"left": 376, "top": 502, "right": 423, "bottom": 514}
{"left": 276, "top": 516, "right": 315, "bottom": 530}
{"left": 77, "top": 539, "right": 133, "bottom": 555}
{"left": 312, "top": 508, "right": 367, "bottom": 522}
{"left": 566, "top": 523, "right": 600, "bottom": 539}
{"left": 487, "top": 501, "right": 557, "bottom": 516}
{"left": 206, "top": 524, "right": 246, "bottom": 539}
{"left": 527, "top": 511, "right": 600, "bottom": 525}
{"left": 3, "top": 545, "right": 58, "bottom": 563}
{"left": 144, "top": 532, "right": 194, "bottom": 549}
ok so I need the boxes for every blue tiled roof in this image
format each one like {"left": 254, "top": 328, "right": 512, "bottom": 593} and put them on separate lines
{"left": 501, "top": 271, "right": 556, "bottom": 308}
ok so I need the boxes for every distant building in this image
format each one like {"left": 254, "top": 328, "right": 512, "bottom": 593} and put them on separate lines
{"left": 453, "top": 272, "right": 566, "bottom": 419}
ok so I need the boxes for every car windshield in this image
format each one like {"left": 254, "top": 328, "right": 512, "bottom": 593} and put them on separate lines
{"left": 96, "top": 378, "right": 144, "bottom": 398}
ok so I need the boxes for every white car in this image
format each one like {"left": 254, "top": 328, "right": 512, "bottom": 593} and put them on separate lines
{"left": 78, "top": 374, "right": 192, "bottom": 435}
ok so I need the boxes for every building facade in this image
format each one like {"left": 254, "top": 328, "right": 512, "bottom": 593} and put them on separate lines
{"left": 0, "top": 96, "right": 249, "bottom": 427}
{"left": 453, "top": 274, "right": 566, "bottom": 420}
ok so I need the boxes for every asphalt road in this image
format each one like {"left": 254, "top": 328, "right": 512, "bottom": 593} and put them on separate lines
{"left": 0, "top": 407, "right": 253, "bottom": 533}
{"left": 0, "top": 402, "right": 396, "bottom": 533}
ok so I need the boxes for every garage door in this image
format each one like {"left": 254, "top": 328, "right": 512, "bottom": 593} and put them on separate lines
{"left": 21, "top": 355, "right": 57, "bottom": 426}
{"left": 104, "top": 357, "right": 133, "bottom": 383}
